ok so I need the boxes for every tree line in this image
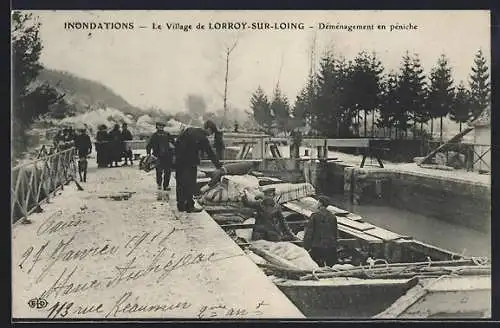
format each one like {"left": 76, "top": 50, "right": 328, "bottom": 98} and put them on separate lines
{"left": 250, "top": 49, "right": 490, "bottom": 140}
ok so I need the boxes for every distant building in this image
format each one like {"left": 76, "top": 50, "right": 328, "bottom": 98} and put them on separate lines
{"left": 469, "top": 106, "right": 491, "bottom": 172}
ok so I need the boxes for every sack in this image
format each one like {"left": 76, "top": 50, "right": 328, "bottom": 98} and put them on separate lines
{"left": 250, "top": 240, "right": 319, "bottom": 271}
{"left": 139, "top": 155, "right": 158, "bottom": 172}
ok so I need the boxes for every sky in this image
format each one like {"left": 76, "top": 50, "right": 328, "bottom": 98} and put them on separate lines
{"left": 23, "top": 10, "right": 491, "bottom": 114}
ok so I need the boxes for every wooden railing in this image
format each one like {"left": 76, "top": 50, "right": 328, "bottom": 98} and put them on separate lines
{"left": 11, "top": 147, "right": 78, "bottom": 223}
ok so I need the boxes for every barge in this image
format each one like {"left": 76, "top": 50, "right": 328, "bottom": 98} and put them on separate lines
{"left": 195, "top": 162, "right": 491, "bottom": 319}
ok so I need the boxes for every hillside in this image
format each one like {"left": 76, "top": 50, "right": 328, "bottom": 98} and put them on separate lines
{"left": 36, "top": 68, "right": 145, "bottom": 117}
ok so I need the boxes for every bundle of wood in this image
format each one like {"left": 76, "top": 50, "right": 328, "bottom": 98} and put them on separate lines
{"left": 299, "top": 260, "right": 491, "bottom": 281}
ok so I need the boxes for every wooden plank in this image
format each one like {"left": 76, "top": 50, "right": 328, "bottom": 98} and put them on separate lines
{"left": 326, "top": 205, "right": 350, "bottom": 216}
{"left": 282, "top": 201, "right": 314, "bottom": 217}
{"left": 303, "top": 138, "right": 371, "bottom": 148}
{"left": 345, "top": 213, "right": 364, "bottom": 222}
{"left": 394, "top": 239, "right": 461, "bottom": 260}
{"left": 337, "top": 216, "right": 375, "bottom": 232}
{"left": 221, "top": 220, "right": 308, "bottom": 230}
{"left": 338, "top": 225, "right": 383, "bottom": 243}
{"left": 363, "top": 226, "right": 403, "bottom": 241}
{"left": 238, "top": 238, "right": 361, "bottom": 249}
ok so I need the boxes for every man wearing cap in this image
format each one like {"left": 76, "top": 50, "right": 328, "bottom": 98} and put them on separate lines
{"left": 74, "top": 127, "right": 92, "bottom": 158}
{"left": 303, "top": 195, "right": 339, "bottom": 267}
{"left": 251, "top": 188, "right": 297, "bottom": 242}
{"left": 74, "top": 127, "right": 92, "bottom": 182}
{"left": 174, "top": 120, "right": 223, "bottom": 213}
{"left": 147, "top": 122, "right": 175, "bottom": 193}
{"left": 121, "top": 123, "right": 134, "bottom": 166}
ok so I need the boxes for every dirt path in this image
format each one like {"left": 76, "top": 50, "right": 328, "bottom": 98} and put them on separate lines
{"left": 12, "top": 161, "right": 304, "bottom": 319}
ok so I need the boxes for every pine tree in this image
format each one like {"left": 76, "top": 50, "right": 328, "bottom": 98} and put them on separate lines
{"left": 11, "top": 11, "right": 58, "bottom": 158}
{"left": 293, "top": 75, "right": 317, "bottom": 130}
{"left": 334, "top": 57, "right": 355, "bottom": 137}
{"left": 270, "top": 85, "right": 291, "bottom": 135}
{"left": 408, "top": 54, "right": 428, "bottom": 139}
{"left": 450, "top": 82, "right": 473, "bottom": 132}
{"left": 378, "top": 72, "right": 399, "bottom": 138}
{"left": 394, "top": 52, "right": 426, "bottom": 139}
{"left": 314, "top": 51, "right": 356, "bottom": 137}
{"left": 469, "top": 49, "right": 490, "bottom": 119}
{"left": 313, "top": 52, "right": 338, "bottom": 136}
{"left": 349, "top": 51, "right": 384, "bottom": 137}
{"left": 249, "top": 86, "right": 272, "bottom": 133}
{"left": 428, "top": 54, "right": 455, "bottom": 141}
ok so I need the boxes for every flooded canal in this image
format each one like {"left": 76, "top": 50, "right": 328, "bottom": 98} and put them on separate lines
{"left": 328, "top": 194, "right": 491, "bottom": 258}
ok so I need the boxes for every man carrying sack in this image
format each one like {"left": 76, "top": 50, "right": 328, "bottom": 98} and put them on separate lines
{"left": 146, "top": 122, "right": 175, "bottom": 199}
{"left": 174, "top": 120, "right": 224, "bottom": 213}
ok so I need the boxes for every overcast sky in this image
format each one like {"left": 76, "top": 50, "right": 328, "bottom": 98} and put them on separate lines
{"left": 28, "top": 10, "right": 490, "bottom": 114}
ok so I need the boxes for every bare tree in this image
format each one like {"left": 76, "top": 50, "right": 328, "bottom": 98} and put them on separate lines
{"left": 222, "top": 37, "right": 239, "bottom": 129}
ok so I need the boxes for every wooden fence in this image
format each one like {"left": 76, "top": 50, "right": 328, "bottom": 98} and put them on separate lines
{"left": 11, "top": 147, "right": 78, "bottom": 223}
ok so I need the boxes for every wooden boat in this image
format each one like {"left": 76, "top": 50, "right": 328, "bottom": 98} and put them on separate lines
{"left": 196, "top": 168, "right": 491, "bottom": 319}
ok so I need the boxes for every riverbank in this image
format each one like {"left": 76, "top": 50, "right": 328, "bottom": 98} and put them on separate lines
{"left": 12, "top": 161, "right": 304, "bottom": 319}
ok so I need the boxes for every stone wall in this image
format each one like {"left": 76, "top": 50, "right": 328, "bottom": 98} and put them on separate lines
{"left": 342, "top": 167, "right": 490, "bottom": 233}
{"left": 388, "top": 172, "right": 490, "bottom": 232}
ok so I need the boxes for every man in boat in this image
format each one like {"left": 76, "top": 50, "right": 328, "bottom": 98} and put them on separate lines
{"left": 251, "top": 188, "right": 297, "bottom": 242}
{"left": 146, "top": 121, "right": 175, "bottom": 193}
{"left": 174, "top": 120, "right": 223, "bottom": 213}
{"left": 303, "top": 195, "right": 338, "bottom": 267}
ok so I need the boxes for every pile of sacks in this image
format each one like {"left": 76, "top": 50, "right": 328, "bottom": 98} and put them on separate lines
{"left": 199, "top": 174, "right": 261, "bottom": 204}
{"left": 199, "top": 174, "right": 316, "bottom": 205}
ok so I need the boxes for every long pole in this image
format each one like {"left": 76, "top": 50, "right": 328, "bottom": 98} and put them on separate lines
{"left": 222, "top": 38, "right": 238, "bottom": 130}
{"left": 223, "top": 51, "right": 229, "bottom": 129}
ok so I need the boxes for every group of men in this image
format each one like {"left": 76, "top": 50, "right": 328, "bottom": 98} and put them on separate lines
{"left": 146, "top": 120, "right": 223, "bottom": 213}
{"left": 95, "top": 123, "right": 134, "bottom": 168}
{"left": 252, "top": 189, "right": 339, "bottom": 267}
{"left": 145, "top": 119, "right": 339, "bottom": 267}
{"left": 54, "top": 126, "right": 93, "bottom": 160}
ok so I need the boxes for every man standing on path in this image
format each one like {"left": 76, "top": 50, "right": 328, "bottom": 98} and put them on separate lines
{"left": 175, "top": 120, "right": 223, "bottom": 213}
{"left": 303, "top": 195, "right": 339, "bottom": 267}
{"left": 121, "top": 123, "right": 134, "bottom": 166}
{"left": 109, "top": 124, "right": 122, "bottom": 167}
{"left": 147, "top": 122, "right": 175, "bottom": 194}
{"left": 74, "top": 127, "right": 92, "bottom": 158}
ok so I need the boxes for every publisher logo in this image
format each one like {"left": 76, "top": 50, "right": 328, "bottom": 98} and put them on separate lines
{"left": 28, "top": 298, "right": 48, "bottom": 309}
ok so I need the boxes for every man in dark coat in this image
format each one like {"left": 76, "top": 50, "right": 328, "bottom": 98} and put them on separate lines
{"left": 146, "top": 122, "right": 175, "bottom": 191}
{"left": 95, "top": 124, "right": 110, "bottom": 168}
{"left": 251, "top": 189, "right": 297, "bottom": 242}
{"left": 121, "top": 123, "right": 134, "bottom": 166}
{"left": 174, "top": 120, "right": 223, "bottom": 213}
{"left": 74, "top": 128, "right": 92, "bottom": 158}
{"left": 303, "top": 195, "right": 339, "bottom": 267}
{"left": 109, "top": 124, "right": 122, "bottom": 167}
{"left": 214, "top": 130, "right": 225, "bottom": 161}
{"left": 74, "top": 128, "right": 92, "bottom": 182}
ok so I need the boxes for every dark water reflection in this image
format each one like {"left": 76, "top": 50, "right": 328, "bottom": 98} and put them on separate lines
{"left": 328, "top": 195, "right": 491, "bottom": 258}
